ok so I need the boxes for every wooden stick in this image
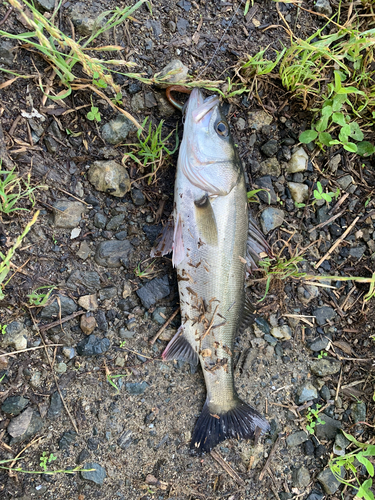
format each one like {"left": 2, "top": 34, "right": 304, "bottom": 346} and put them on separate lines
{"left": 308, "top": 211, "right": 343, "bottom": 233}
{"left": 0, "top": 344, "right": 63, "bottom": 358}
{"left": 328, "top": 193, "right": 349, "bottom": 215}
{"left": 210, "top": 450, "right": 245, "bottom": 487}
{"left": 51, "top": 186, "right": 92, "bottom": 206}
{"left": 315, "top": 216, "right": 359, "bottom": 269}
{"left": 259, "top": 433, "right": 282, "bottom": 481}
{"left": 39, "top": 310, "right": 85, "bottom": 332}
{"left": 150, "top": 307, "right": 180, "bottom": 345}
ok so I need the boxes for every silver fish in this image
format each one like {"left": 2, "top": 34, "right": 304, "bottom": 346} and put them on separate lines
{"left": 153, "top": 89, "right": 271, "bottom": 452}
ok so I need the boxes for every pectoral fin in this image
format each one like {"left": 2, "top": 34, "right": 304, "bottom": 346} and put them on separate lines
{"left": 246, "top": 215, "right": 273, "bottom": 272}
{"left": 194, "top": 194, "right": 218, "bottom": 246}
{"left": 172, "top": 214, "right": 185, "bottom": 268}
{"left": 150, "top": 220, "right": 174, "bottom": 258}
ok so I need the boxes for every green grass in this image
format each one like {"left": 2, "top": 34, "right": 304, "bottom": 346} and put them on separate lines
{"left": 305, "top": 404, "right": 325, "bottom": 435}
{"left": 27, "top": 286, "right": 56, "bottom": 307}
{"left": 0, "top": 167, "right": 38, "bottom": 214}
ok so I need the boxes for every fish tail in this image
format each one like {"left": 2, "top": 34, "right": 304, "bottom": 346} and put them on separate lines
{"left": 190, "top": 397, "right": 270, "bottom": 453}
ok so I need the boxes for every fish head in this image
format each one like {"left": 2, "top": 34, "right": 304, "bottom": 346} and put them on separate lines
{"left": 181, "top": 89, "right": 241, "bottom": 196}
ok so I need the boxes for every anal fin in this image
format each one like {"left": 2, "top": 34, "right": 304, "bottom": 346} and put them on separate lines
{"left": 246, "top": 215, "right": 273, "bottom": 272}
{"left": 162, "top": 326, "right": 199, "bottom": 365}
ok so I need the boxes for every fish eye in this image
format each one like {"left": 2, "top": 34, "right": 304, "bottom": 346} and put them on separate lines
{"left": 215, "top": 121, "right": 228, "bottom": 136}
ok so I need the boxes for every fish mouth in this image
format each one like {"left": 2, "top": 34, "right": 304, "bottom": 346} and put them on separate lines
{"left": 186, "top": 88, "right": 220, "bottom": 125}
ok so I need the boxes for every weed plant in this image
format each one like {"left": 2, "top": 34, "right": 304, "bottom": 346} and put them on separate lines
{"left": 0, "top": 167, "right": 38, "bottom": 214}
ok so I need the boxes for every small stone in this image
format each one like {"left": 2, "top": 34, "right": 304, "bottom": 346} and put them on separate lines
{"left": 58, "top": 430, "right": 77, "bottom": 450}
{"left": 2, "top": 321, "right": 28, "bottom": 351}
{"left": 53, "top": 200, "right": 86, "bottom": 229}
{"left": 155, "top": 59, "right": 189, "bottom": 88}
{"left": 80, "top": 315, "right": 97, "bottom": 335}
{"left": 287, "top": 147, "right": 308, "bottom": 173}
{"left": 78, "top": 294, "right": 98, "bottom": 311}
{"left": 315, "top": 413, "right": 341, "bottom": 440}
{"left": 337, "top": 174, "right": 355, "bottom": 191}
{"left": 101, "top": 114, "right": 137, "bottom": 145}
{"left": 0, "top": 356, "right": 7, "bottom": 370}
{"left": 287, "top": 182, "right": 309, "bottom": 203}
{"left": 122, "top": 282, "right": 132, "bottom": 299}
{"left": 328, "top": 154, "right": 341, "bottom": 173}
{"left": 48, "top": 391, "right": 63, "bottom": 419}
{"left": 69, "top": 2, "right": 104, "bottom": 36}
{"left": 314, "top": 0, "right": 333, "bottom": 17}
{"left": 311, "top": 358, "right": 341, "bottom": 377}
{"left": 81, "top": 462, "right": 106, "bottom": 485}
{"left": 261, "top": 139, "right": 278, "bottom": 157}
{"left": 297, "top": 284, "right": 319, "bottom": 305}
{"left": 30, "top": 371, "right": 42, "bottom": 387}
{"left": 0, "top": 41, "right": 15, "bottom": 66}
{"left": 236, "top": 118, "right": 246, "bottom": 130}
{"left": 254, "top": 176, "right": 277, "bottom": 204}
{"left": 154, "top": 92, "right": 176, "bottom": 117}
{"left": 144, "top": 92, "right": 157, "bottom": 108}
{"left": 259, "top": 157, "right": 281, "bottom": 177}
{"left": 270, "top": 325, "right": 292, "bottom": 340}
{"left": 40, "top": 295, "right": 77, "bottom": 319}
{"left": 77, "top": 449, "right": 90, "bottom": 464}
{"left": 350, "top": 246, "right": 366, "bottom": 259}
{"left": 314, "top": 306, "right": 336, "bottom": 326}
{"left": 320, "top": 385, "right": 331, "bottom": 402}
{"left": 333, "top": 432, "right": 350, "bottom": 456}
{"left": 35, "top": 0, "right": 55, "bottom": 11}
{"left": 2, "top": 396, "right": 29, "bottom": 416}
{"left": 131, "top": 189, "right": 146, "bottom": 206}
{"left": 77, "top": 241, "right": 91, "bottom": 260}
{"left": 297, "top": 381, "right": 318, "bottom": 404}
{"left": 76, "top": 335, "right": 110, "bottom": 356}
{"left": 351, "top": 401, "right": 366, "bottom": 424}
{"left": 248, "top": 110, "right": 272, "bottom": 130}
{"left": 286, "top": 431, "right": 309, "bottom": 447}
{"left": 264, "top": 334, "right": 277, "bottom": 346}
{"left": 136, "top": 276, "right": 170, "bottom": 309}
{"left": 54, "top": 362, "right": 67, "bottom": 375}
{"left": 105, "top": 214, "right": 125, "bottom": 232}
{"left": 95, "top": 240, "right": 133, "bottom": 268}
{"left": 306, "top": 491, "right": 324, "bottom": 500}
{"left": 317, "top": 467, "right": 344, "bottom": 495}
{"left": 70, "top": 227, "right": 81, "bottom": 239}
{"left": 66, "top": 270, "right": 101, "bottom": 293}
{"left": 292, "top": 466, "right": 310, "bottom": 488}
{"left": 117, "top": 430, "right": 133, "bottom": 450}
{"left": 7, "top": 407, "right": 43, "bottom": 444}
{"left": 99, "top": 287, "right": 117, "bottom": 300}
{"left": 94, "top": 213, "right": 107, "bottom": 229}
{"left": 260, "top": 208, "right": 285, "bottom": 233}
{"left": 304, "top": 440, "right": 315, "bottom": 456}
{"left": 152, "top": 307, "right": 167, "bottom": 325}
{"left": 309, "top": 337, "right": 330, "bottom": 352}
{"left": 88, "top": 160, "right": 131, "bottom": 197}
{"left": 131, "top": 93, "right": 146, "bottom": 113}
{"left": 125, "top": 381, "right": 149, "bottom": 395}
{"left": 62, "top": 347, "right": 76, "bottom": 360}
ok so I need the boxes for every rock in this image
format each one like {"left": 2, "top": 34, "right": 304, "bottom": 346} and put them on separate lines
{"left": 136, "top": 276, "right": 170, "bottom": 309}
{"left": 76, "top": 335, "right": 110, "bottom": 356}
{"left": 94, "top": 213, "right": 108, "bottom": 229}
{"left": 306, "top": 491, "right": 324, "bottom": 500}
{"left": 287, "top": 182, "right": 309, "bottom": 203}
{"left": 292, "top": 466, "right": 310, "bottom": 488}
{"left": 131, "top": 93, "right": 146, "bottom": 113}
{"left": 314, "top": 306, "right": 336, "bottom": 326}
{"left": 248, "top": 110, "right": 272, "bottom": 130}
{"left": 99, "top": 287, "right": 117, "bottom": 300}
{"left": 58, "top": 429, "right": 77, "bottom": 450}
{"left": 350, "top": 246, "right": 366, "bottom": 259}
{"left": 2, "top": 321, "right": 28, "bottom": 351}
{"left": 53, "top": 200, "right": 86, "bottom": 229}
{"left": 155, "top": 59, "right": 189, "bottom": 88}
{"left": 0, "top": 356, "right": 7, "bottom": 369}
{"left": 88, "top": 160, "right": 131, "bottom": 197}
{"left": 351, "top": 401, "right": 366, "bottom": 424}
{"left": 48, "top": 391, "right": 63, "bottom": 419}
{"left": 236, "top": 118, "right": 246, "bottom": 130}
{"left": 337, "top": 174, "right": 355, "bottom": 192}
{"left": 314, "top": 0, "right": 333, "bottom": 17}
{"left": 8, "top": 407, "right": 43, "bottom": 444}
{"left": 117, "top": 430, "right": 133, "bottom": 450}
{"left": 95, "top": 240, "right": 133, "bottom": 268}
{"left": 320, "top": 385, "right": 331, "bottom": 401}
{"left": 317, "top": 205, "right": 330, "bottom": 224}
{"left": 328, "top": 154, "right": 341, "bottom": 173}
{"left": 0, "top": 41, "right": 15, "bottom": 66}
{"left": 143, "top": 224, "right": 162, "bottom": 245}
{"left": 69, "top": 3, "right": 104, "bottom": 36}
{"left": 297, "top": 382, "right": 318, "bottom": 404}
{"left": 106, "top": 214, "right": 125, "bottom": 231}
{"left": 259, "top": 157, "right": 281, "bottom": 177}
{"left": 333, "top": 432, "right": 350, "bottom": 456}
{"left": 78, "top": 294, "right": 98, "bottom": 311}
{"left": 297, "top": 284, "right": 319, "bottom": 305}
{"left": 77, "top": 241, "right": 91, "bottom": 260}
{"left": 144, "top": 92, "right": 157, "bottom": 108}
{"left": 30, "top": 371, "right": 42, "bottom": 388}
{"left": 66, "top": 270, "right": 101, "bottom": 293}
{"left": 316, "top": 413, "right": 341, "bottom": 440}
{"left": 96, "top": 310, "right": 108, "bottom": 332}
{"left": 287, "top": 147, "right": 308, "bottom": 173}
{"left": 154, "top": 92, "right": 176, "bottom": 117}
{"left": 177, "top": 18, "right": 189, "bottom": 35}
{"left": 125, "top": 381, "right": 149, "bottom": 395}
{"left": 309, "top": 336, "right": 330, "bottom": 352}
{"left": 260, "top": 208, "right": 284, "bottom": 233}
{"left": 264, "top": 334, "right": 277, "bottom": 346}
{"left": 131, "top": 189, "right": 146, "bottom": 206}
{"left": 152, "top": 307, "right": 167, "bottom": 325}
{"left": 62, "top": 347, "right": 76, "bottom": 360}
{"left": 261, "top": 139, "right": 278, "bottom": 157}
{"left": 2, "top": 396, "right": 29, "bottom": 416}
{"left": 44, "top": 136, "right": 58, "bottom": 153}
{"left": 254, "top": 176, "right": 277, "bottom": 204}
{"left": 81, "top": 462, "right": 106, "bottom": 485}
{"left": 77, "top": 448, "right": 90, "bottom": 464}
{"left": 40, "top": 294, "right": 77, "bottom": 319}
{"left": 286, "top": 431, "right": 309, "bottom": 447}
{"left": 54, "top": 362, "right": 67, "bottom": 375}
{"left": 317, "top": 467, "right": 344, "bottom": 495}
{"left": 311, "top": 358, "right": 341, "bottom": 377}
{"left": 80, "top": 315, "right": 97, "bottom": 335}
{"left": 304, "top": 440, "right": 315, "bottom": 456}
{"left": 270, "top": 325, "right": 292, "bottom": 340}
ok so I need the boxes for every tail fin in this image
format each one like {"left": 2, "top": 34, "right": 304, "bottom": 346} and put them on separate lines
{"left": 190, "top": 397, "right": 270, "bottom": 453}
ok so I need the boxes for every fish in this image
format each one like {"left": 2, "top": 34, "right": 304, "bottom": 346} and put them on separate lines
{"left": 152, "top": 88, "right": 271, "bottom": 452}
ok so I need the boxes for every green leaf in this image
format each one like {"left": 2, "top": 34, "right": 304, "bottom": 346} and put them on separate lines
{"left": 349, "top": 122, "right": 364, "bottom": 141}
{"left": 322, "top": 105, "right": 333, "bottom": 117}
{"left": 316, "top": 115, "right": 329, "bottom": 133}
{"left": 332, "top": 112, "right": 346, "bottom": 126}
{"left": 332, "top": 94, "right": 347, "bottom": 112}
{"left": 299, "top": 130, "right": 318, "bottom": 143}
{"left": 356, "top": 479, "right": 374, "bottom": 500}
{"left": 357, "top": 454, "right": 374, "bottom": 477}
{"left": 87, "top": 112, "right": 95, "bottom": 120}
{"left": 319, "top": 132, "right": 332, "bottom": 146}
{"left": 357, "top": 141, "right": 375, "bottom": 157}
{"left": 342, "top": 431, "right": 364, "bottom": 447}
{"left": 343, "top": 142, "right": 357, "bottom": 153}
{"left": 316, "top": 181, "right": 323, "bottom": 194}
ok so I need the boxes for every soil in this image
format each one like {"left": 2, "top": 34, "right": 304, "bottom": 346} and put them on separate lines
{"left": 0, "top": 1, "right": 374, "bottom": 500}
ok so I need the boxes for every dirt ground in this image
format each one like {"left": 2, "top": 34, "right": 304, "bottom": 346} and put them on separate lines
{"left": 0, "top": 1, "right": 374, "bottom": 499}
